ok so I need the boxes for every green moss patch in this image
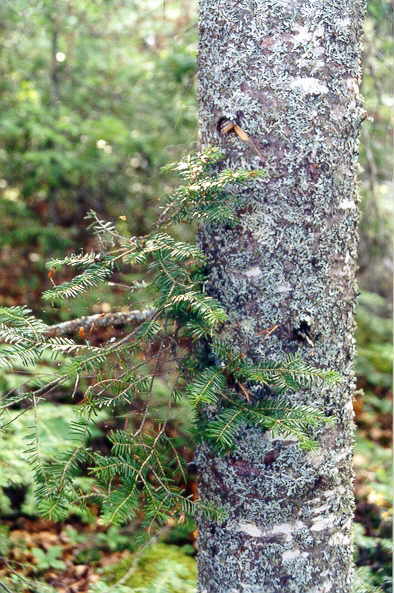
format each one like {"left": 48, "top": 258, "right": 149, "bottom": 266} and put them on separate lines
{"left": 101, "top": 543, "right": 197, "bottom": 593}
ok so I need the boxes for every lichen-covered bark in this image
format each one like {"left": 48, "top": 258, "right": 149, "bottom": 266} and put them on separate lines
{"left": 197, "top": 1, "right": 366, "bottom": 592}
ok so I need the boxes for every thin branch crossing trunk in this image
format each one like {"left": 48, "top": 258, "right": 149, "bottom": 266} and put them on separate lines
{"left": 197, "top": 1, "right": 366, "bottom": 592}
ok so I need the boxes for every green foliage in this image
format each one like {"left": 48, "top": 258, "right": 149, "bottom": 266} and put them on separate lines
{"left": 0, "top": 0, "right": 198, "bottom": 247}
{"left": 353, "top": 567, "right": 389, "bottom": 593}
{"left": 96, "top": 526, "right": 131, "bottom": 553}
{"left": 0, "top": 2, "right": 391, "bottom": 589}
{"left": 0, "top": 403, "right": 104, "bottom": 518}
{"left": 0, "top": 525, "right": 11, "bottom": 556}
{"left": 160, "top": 149, "right": 265, "bottom": 227}
{"left": 43, "top": 261, "right": 114, "bottom": 302}
{"left": 354, "top": 437, "right": 392, "bottom": 508}
{"left": 359, "top": 1, "right": 393, "bottom": 299}
{"left": 354, "top": 522, "right": 392, "bottom": 560}
{"left": 98, "top": 543, "right": 196, "bottom": 593}
{"left": 31, "top": 546, "right": 66, "bottom": 573}
{"left": 354, "top": 292, "right": 392, "bottom": 593}
{"left": 0, "top": 149, "right": 339, "bottom": 529}
{"left": 0, "top": 575, "right": 57, "bottom": 593}
{"left": 356, "top": 292, "right": 393, "bottom": 389}
{"left": 187, "top": 339, "right": 338, "bottom": 451}
{"left": 353, "top": 438, "right": 392, "bottom": 593}
{"left": 203, "top": 397, "right": 332, "bottom": 453}
{"left": 0, "top": 0, "right": 199, "bottom": 323}
{"left": 89, "top": 584, "right": 135, "bottom": 593}
{"left": 0, "top": 305, "right": 85, "bottom": 371}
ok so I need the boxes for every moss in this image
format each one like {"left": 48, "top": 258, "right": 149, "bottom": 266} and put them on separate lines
{"left": 101, "top": 543, "right": 197, "bottom": 592}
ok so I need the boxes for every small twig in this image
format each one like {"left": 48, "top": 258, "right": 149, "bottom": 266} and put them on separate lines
{"left": 0, "top": 376, "right": 66, "bottom": 410}
{"left": 0, "top": 407, "right": 30, "bottom": 430}
{"left": 257, "top": 323, "right": 279, "bottom": 339}
{"left": 106, "top": 308, "right": 162, "bottom": 352}
{"left": 31, "top": 376, "right": 65, "bottom": 397}
{"left": 236, "top": 381, "right": 252, "bottom": 403}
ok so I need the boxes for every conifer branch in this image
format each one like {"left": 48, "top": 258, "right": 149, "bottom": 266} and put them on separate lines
{"left": 45, "top": 309, "right": 155, "bottom": 337}
{"left": 0, "top": 147, "right": 341, "bottom": 529}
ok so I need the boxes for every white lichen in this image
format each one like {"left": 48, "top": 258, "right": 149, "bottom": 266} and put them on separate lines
{"left": 238, "top": 522, "right": 264, "bottom": 537}
{"left": 290, "top": 77, "right": 329, "bottom": 95}
{"left": 329, "top": 532, "right": 352, "bottom": 546}
{"left": 244, "top": 265, "right": 263, "bottom": 278}
{"left": 339, "top": 198, "right": 356, "bottom": 210}
{"left": 310, "top": 516, "right": 336, "bottom": 531}
{"left": 282, "top": 550, "right": 309, "bottom": 561}
{"left": 307, "top": 580, "right": 333, "bottom": 593}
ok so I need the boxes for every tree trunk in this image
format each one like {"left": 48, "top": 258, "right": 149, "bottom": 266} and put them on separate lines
{"left": 197, "top": 2, "right": 366, "bottom": 592}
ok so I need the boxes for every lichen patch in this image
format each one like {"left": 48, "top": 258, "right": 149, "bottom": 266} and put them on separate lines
{"left": 290, "top": 77, "right": 329, "bottom": 94}
{"left": 238, "top": 522, "right": 264, "bottom": 537}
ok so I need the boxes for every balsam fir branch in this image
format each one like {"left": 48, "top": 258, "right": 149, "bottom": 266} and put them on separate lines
{"left": 45, "top": 309, "right": 154, "bottom": 337}
{"left": 0, "top": 147, "right": 341, "bottom": 528}
{"left": 44, "top": 260, "right": 114, "bottom": 302}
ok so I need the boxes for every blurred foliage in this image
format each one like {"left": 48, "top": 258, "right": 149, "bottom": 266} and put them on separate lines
{"left": 98, "top": 543, "right": 196, "bottom": 592}
{"left": 357, "top": 291, "right": 392, "bottom": 393}
{"left": 359, "top": 0, "right": 394, "bottom": 300}
{"left": 355, "top": 2, "right": 394, "bottom": 588}
{"left": 0, "top": 515, "right": 198, "bottom": 592}
{"left": 354, "top": 288, "right": 392, "bottom": 593}
{"left": 0, "top": 0, "right": 197, "bottom": 307}
{"left": 0, "top": 403, "right": 105, "bottom": 519}
{"left": 31, "top": 546, "right": 66, "bottom": 573}
{"left": 0, "top": 0, "right": 392, "bottom": 592}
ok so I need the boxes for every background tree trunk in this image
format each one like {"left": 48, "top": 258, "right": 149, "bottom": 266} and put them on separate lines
{"left": 197, "top": 1, "right": 366, "bottom": 592}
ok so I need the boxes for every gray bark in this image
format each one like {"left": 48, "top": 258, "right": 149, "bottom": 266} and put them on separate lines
{"left": 197, "top": 1, "right": 366, "bottom": 592}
